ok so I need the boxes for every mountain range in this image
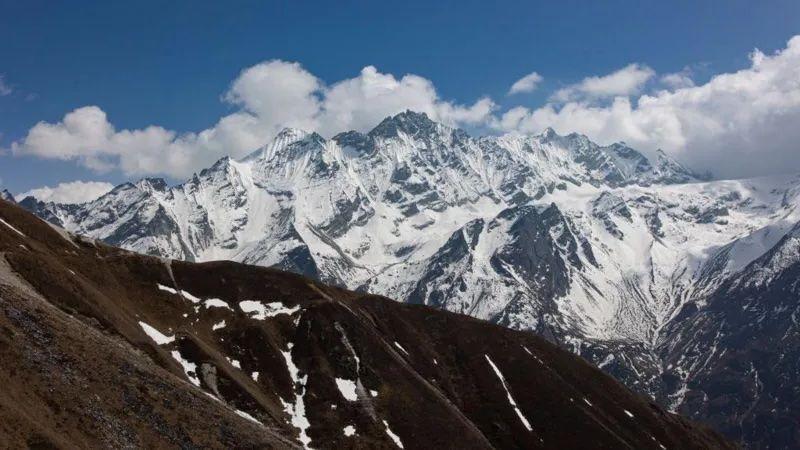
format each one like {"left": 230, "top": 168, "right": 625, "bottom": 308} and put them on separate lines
{"left": 0, "top": 194, "right": 733, "bottom": 449}
{"left": 17, "top": 111, "right": 800, "bottom": 448}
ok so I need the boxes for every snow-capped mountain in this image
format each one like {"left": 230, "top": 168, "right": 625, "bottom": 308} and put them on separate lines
{"left": 21, "top": 111, "right": 800, "bottom": 447}
{"left": 657, "top": 221, "right": 800, "bottom": 447}
{"left": 0, "top": 198, "right": 732, "bottom": 449}
{"left": 0, "top": 189, "right": 14, "bottom": 203}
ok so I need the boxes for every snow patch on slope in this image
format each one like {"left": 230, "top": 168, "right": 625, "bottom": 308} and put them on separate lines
{"left": 138, "top": 321, "right": 175, "bottom": 345}
{"left": 485, "top": 354, "right": 533, "bottom": 432}
{"left": 240, "top": 300, "right": 301, "bottom": 320}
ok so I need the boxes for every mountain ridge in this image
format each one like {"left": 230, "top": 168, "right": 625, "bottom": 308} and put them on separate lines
{"left": 19, "top": 111, "right": 800, "bottom": 447}
{"left": 0, "top": 197, "right": 732, "bottom": 449}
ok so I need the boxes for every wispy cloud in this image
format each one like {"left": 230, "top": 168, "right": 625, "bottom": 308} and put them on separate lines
{"left": 508, "top": 72, "right": 543, "bottom": 95}
{"left": 0, "top": 75, "right": 12, "bottom": 96}
{"left": 659, "top": 67, "right": 695, "bottom": 90}
{"left": 550, "top": 63, "right": 655, "bottom": 102}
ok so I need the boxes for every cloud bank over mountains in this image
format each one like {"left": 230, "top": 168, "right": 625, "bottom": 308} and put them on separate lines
{"left": 8, "top": 35, "right": 800, "bottom": 181}
{"left": 498, "top": 37, "right": 800, "bottom": 180}
{"left": 8, "top": 63, "right": 495, "bottom": 180}
{"left": 17, "top": 180, "right": 114, "bottom": 204}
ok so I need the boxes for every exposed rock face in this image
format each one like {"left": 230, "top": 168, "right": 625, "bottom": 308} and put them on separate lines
{"left": 18, "top": 111, "right": 800, "bottom": 448}
{"left": 0, "top": 198, "right": 732, "bottom": 449}
{"left": 658, "top": 222, "right": 800, "bottom": 448}
{"left": 0, "top": 190, "right": 14, "bottom": 203}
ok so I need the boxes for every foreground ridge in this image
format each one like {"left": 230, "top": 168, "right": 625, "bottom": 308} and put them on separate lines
{"left": 0, "top": 198, "right": 731, "bottom": 449}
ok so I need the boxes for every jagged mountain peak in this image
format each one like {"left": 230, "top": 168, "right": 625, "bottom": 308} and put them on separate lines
{"left": 184, "top": 156, "right": 234, "bottom": 185}
{"left": 538, "top": 126, "right": 559, "bottom": 140}
{"left": 368, "top": 110, "right": 446, "bottom": 139}
{"left": 109, "top": 181, "right": 139, "bottom": 193}
{"left": 135, "top": 177, "right": 169, "bottom": 193}
{"left": 379, "top": 109, "right": 436, "bottom": 127}
{"left": 653, "top": 148, "right": 702, "bottom": 182}
{"left": 275, "top": 126, "right": 314, "bottom": 142}
{"left": 231, "top": 113, "right": 705, "bottom": 195}
{"left": 0, "top": 189, "right": 14, "bottom": 203}
{"left": 243, "top": 127, "right": 326, "bottom": 163}
{"left": 510, "top": 126, "right": 705, "bottom": 185}
{"left": 331, "top": 129, "right": 366, "bottom": 145}
{"left": 531, "top": 127, "right": 590, "bottom": 147}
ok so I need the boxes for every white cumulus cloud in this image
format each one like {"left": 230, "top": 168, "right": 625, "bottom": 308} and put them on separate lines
{"left": 9, "top": 62, "right": 495, "bottom": 179}
{"left": 496, "top": 36, "right": 800, "bottom": 179}
{"left": 660, "top": 68, "right": 695, "bottom": 90}
{"left": 551, "top": 63, "right": 655, "bottom": 102}
{"left": 18, "top": 180, "right": 114, "bottom": 204}
{"left": 7, "top": 35, "right": 800, "bottom": 181}
{"left": 223, "top": 60, "right": 322, "bottom": 132}
{"left": 508, "top": 72, "right": 543, "bottom": 95}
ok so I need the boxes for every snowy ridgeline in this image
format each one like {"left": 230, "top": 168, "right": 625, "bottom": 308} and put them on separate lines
{"left": 20, "top": 111, "right": 800, "bottom": 407}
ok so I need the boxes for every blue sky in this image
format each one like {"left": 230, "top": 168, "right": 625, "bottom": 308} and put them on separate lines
{"left": 1, "top": 0, "right": 800, "bottom": 200}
